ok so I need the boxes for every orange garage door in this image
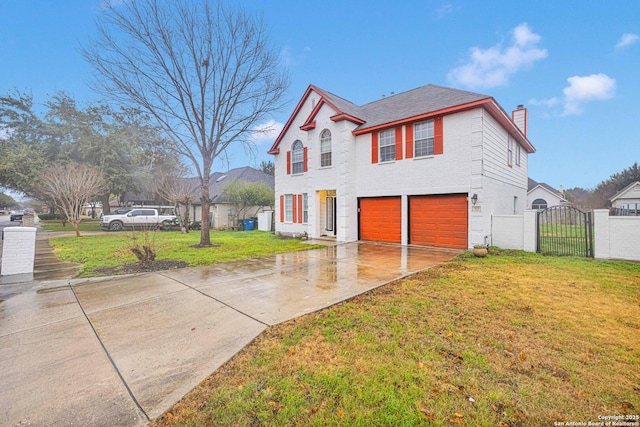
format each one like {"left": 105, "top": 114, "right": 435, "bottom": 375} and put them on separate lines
{"left": 409, "top": 194, "right": 468, "bottom": 249}
{"left": 359, "top": 197, "right": 401, "bottom": 243}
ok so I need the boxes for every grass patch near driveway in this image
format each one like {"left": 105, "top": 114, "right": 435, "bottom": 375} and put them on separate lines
{"left": 151, "top": 249, "right": 640, "bottom": 427}
{"left": 39, "top": 219, "right": 102, "bottom": 232}
{"left": 49, "top": 230, "right": 323, "bottom": 277}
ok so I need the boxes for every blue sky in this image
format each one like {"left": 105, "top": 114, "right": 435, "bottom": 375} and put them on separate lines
{"left": 1, "top": 0, "right": 638, "bottom": 191}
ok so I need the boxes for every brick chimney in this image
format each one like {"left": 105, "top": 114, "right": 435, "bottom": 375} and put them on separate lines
{"left": 512, "top": 105, "right": 527, "bottom": 136}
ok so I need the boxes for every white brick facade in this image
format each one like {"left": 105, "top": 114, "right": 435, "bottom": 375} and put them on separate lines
{"left": 270, "top": 85, "right": 534, "bottom": 249}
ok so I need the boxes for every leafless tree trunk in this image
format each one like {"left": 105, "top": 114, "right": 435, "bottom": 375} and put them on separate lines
{"left": 155, "top": 171, "right": 199, "bottom": 233}
{"left": 83, "top": 0, "right": 288, "bottom": 246}
{"left": 36, "top": 163, "right": 107, "bottom": 237}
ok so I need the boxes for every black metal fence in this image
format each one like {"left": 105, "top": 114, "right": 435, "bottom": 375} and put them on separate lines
{"left": 610, "top": 207, "right": 640, "bottom": 216}
{"left": 537, "top": 206, "right": 593, "bottom": 257}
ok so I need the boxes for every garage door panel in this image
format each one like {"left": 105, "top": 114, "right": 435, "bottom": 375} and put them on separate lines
{"left": 359, "top": 197, "right": 401, "bottom": 243}
{"left": 409, "top": 194, "right": 468, "bottom": 249}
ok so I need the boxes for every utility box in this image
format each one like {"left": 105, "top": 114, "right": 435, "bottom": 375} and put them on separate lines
{"left": 1, "top": 227, "right": 37, "bottom": 276}
{"left": 257, "top": 210, "right": 273, "bottom": 232}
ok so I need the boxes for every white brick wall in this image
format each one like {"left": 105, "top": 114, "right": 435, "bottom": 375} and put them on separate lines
{"left": 491, "top": 210, "right": 639, "bottom": 261}
{"left": 594, "top": 209, "right": 640, "bottom": 261}
{"left": 491, "top": 215, "right": 524, "bottom": 249}
{"left": 1, "top": 227, "right": 37, "bottom": 276}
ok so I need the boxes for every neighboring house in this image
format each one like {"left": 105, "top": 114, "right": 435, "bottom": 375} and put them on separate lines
{"left": 527, "top": 178, "right": 568, "bottom": 210}
{"left": 190, "top": 166, "right": 275, "bottom": 229}
{"left": 121, "top": 166, "right": 274, "bottom": 229}
{"left": 82, "top": 202, "right": 103, "bottom": 217}
{"left": 268, "top": 84, "right": 535, "bottom": 249}
{"left": 609, "top": 181, "right": 640, "bottom": 213}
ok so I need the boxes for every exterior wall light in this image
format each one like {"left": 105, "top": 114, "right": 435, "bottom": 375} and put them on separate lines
{"left": 471, "top": 193, "right": 478, "bottom": 205}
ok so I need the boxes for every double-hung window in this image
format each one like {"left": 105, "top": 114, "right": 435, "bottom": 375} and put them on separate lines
{"left": 414, "top": 120, "right": 434, "bottom": 157}
{"left": 284, "top": 194, "right": 293, "bottom": 222}
{"left": 320, "top": 129, "right": 332, "bottom": 167}
{"left": 379, "top": 129, "right": 395, "bottom": 162}
{"left": 291, "top": 140, "right": 304, "bottom": 174}
{"left": 302, "top": 193, "right": 308, "bottom": 223}
{"left": 516, "top": 144, "right": 521, "bottom": 166}
{"left": 507, "top": 136, "right": 514, "bottom": 166}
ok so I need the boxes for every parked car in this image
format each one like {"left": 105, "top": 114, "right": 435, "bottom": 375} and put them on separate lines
{"left": 10, "top": 211, "right": 24, "bottom": 221}
{"left": 112, "top": 207, "right": 133, "bottom": 215}
{"left": 100, "top": 208, "right": 177, "bottom": 231}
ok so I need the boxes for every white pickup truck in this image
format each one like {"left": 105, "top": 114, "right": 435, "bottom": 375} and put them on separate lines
{"left": 100, "top": 208, "right": 177, "bottom": 231}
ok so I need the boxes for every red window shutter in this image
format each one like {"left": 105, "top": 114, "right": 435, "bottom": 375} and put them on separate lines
{"left": 405, "top": 124, "right": 414, "bottom": 159}
{"left": 395, "top": 127, "right": 403, "bottom": 160}
{"left": 279, "top": 195, "right": 284, "bottom": 222}
{"left": 286, "top": 151, "right": 291, "bottom": 175}
{"left": 303, "top": 147, "right": 308, "bottom": 172}
{"left": 297, "top": 194, "right": 303, "bottom": 223}
{"left": 434, "top": 117, "right": 443, "bottom": 155}
{"left": 371, "top": 132, "right": 379, "bottom": 163}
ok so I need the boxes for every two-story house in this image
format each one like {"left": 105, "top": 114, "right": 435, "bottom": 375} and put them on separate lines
{"left": 268, "top": 84, "right": 535, "bottom": 249}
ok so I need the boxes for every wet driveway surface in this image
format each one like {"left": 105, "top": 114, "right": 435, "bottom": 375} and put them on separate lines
{"left": 0, "top": 242, "right": 460, "bottom": 426}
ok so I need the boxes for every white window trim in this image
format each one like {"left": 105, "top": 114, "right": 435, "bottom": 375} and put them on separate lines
{"left": 284, "top": 194, "right": 293, "bottom": 222}
{"left": 292, "top": 141, "right": 304, "bottom": 174}
{"left": 320, "top": 129, "right": 332, "bottom": 168}
{"left": 379, "top": 129, "right": 395, "bottom": 163}
{"left": 302, "top": 193, "right": 308, "bottom": 223}
{"left": 414, "top": 120, "right": 435, "bottom": 158}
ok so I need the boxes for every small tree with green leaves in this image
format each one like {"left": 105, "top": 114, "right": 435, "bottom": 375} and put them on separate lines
{"left": 222, "top": 181, "right": 274, "bottom": 225}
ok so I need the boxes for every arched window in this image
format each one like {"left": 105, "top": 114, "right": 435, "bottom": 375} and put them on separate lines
{"left": 291, "top": 140, "right": 304, "bottom": 174}
{"left": 320, "top": 129, "right": 332, "bottom": 167}
{"left": 532, "top": 198, "right": 547, "bottom": 210}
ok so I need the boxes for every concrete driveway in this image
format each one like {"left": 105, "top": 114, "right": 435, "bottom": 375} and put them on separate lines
{"left": 0, "top": 242, "right": 460, "bottom": 426}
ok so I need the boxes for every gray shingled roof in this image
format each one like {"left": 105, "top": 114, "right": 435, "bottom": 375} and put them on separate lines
{"left": 125, "top": 166, "right": 274, "bottom": 205}
{"left": 318, "top": 88, "right": 365, "bottom": 119}
{"left": 528, "top": 178, "right": 564, "bottom": 198}
{"left": 316, "top": 84, "right": 489, "bottom": 130}
{"left": 209, "top": 166, "right": 274, "bottom": 203}
{"left": 609, "top": 181, "right": 640, "bottom": 202}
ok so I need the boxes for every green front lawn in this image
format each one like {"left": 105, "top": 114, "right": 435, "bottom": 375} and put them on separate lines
{"left": 40, "top": 219, "right": 102, "bottom": 232}
{"left": 151, "top": 249, "right": 640, "bottom": 427}
{"left": 49, "top": 230, "right": 323, "bottom": 277}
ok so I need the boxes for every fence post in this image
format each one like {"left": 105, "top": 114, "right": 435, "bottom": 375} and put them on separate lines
{"left": 593, "top": 209, "right": 610, "bottom": 260}
{"left": 1, "top": 226, "right": 37, "bottom": 276}
{"left": 523, "top": 209, "right": 537, "bottom": 253}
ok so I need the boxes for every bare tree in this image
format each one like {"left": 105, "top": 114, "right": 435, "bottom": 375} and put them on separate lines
{"left": 155, "top": 169, "right": 199, "bottom": 233}
{"left": 83, "top": 0, "right": 288, "bottom": 246}
{"left": 37, "top": 162, "right": 107, "bottom": 237}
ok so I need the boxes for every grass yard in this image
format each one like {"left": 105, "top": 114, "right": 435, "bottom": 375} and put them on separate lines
{"left": 49, "top": 230, "right": 323, "bottom": 277}
{"left": 151, "top": 249, "right": 640, "bottom": 427}
{"left": 40, "top": 219, "right": 102, "bottom": 232}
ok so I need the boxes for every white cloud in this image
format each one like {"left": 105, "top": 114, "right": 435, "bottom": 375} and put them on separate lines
{"left": 447, "top": 23, "right": 547, "bottom": 89}
{"left": 562, "top": 73, "right": 616, "bottom": 116}
{"left": 529, "top": 97, "right": 560, "bottom": 107}
{"left": 280, "top": 46, "right": 311, "bottom": 68}
{"left": 248, "top": 120, "right": 284, "bottom": 145}
{"left": 615, "top": 33, "right": 639, "bottom": 50}
{"left": 435, "top": 3, "right": 453, "bottom": 19}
